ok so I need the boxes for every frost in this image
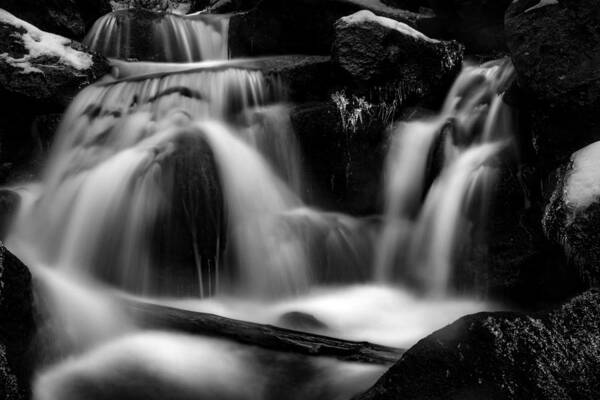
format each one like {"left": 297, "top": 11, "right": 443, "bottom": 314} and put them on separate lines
{"left": 340, "top": 10, "right": 438, "bottom": 43}
{"left": 332, "top": 91, "right": 373, "bottom": 134}
{"left": 525, "top": 0, "right": 559, "bottom": 13}
{"left": 565, "top": 141, "right": 600, "bottom": 208}
{"left": 0, "top": 9, "right": 93, "bottom": 73}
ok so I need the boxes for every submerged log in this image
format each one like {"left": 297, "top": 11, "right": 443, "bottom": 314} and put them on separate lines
{"left": 123, "top": 299, "right": 404, "bottom": 365}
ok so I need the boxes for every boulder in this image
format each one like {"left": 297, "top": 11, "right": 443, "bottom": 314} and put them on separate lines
{"left": 356, "top": 289, "right": 600, "bottom": 400}
{"left": 1, "top": 0, "right": 111, "bottom": 40}
{"left": 543, "top": 141, "right": 600, "bottom": 287}
{"left": 505, "top": 0, "right": 600, "bottom": 169}
{"left": 0, "top": 10, "right": 109, "bottom": 183}
{"left": 332, "top": 11, "right": 463, "bottom": 87}
{"left": 0, "top": 247, "right": 35, "bottom": 399}
{"left": 228, "top": 0, "right": 440, "bottom": 57}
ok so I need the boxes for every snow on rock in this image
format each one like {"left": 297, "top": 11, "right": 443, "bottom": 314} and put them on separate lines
{"left": 0, "top": 9, "right": 93, "bottom": 73}
{"left": 525, "top": 0, "right": 559, "bottom": 13}
{"left": 543, "top": 140, "right": 600, "bottom": 286}
{"left": 0, "top": 9, "right": 110, "bottom": 103}
{"left": 565, "top": 141, "right": 600, "bottom": 209}
{"left": 339, "top": 10, "right": 437, "bottom": 43}
{"left": 333, "top": 10, "right": 463, "bottom": 84}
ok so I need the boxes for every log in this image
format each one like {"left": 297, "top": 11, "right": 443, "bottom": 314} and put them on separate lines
{"left": 122, "top": 299, "right": 404, "bottom": 365}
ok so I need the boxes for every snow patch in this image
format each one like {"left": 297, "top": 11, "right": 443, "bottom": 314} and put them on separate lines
{"left": 565, "top": 141, "right": 600, "bottom": 209}
{"left": 0, "top": 9, "right": 93, "bottom": 73}
{"left": 525, "top": 0, "right": 559, "bottom": 13}
{"left": 340, "top": 10, "right": 438, "bottom": 43}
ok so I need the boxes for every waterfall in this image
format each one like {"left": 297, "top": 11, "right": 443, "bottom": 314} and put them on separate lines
{"left": 9, "top": 63, "right": 303, "bottom": 298}
{"left": 84, "top": 10, "right": 230, "bottom": 62}
{"left": 376, "top": 59, "right": 515, "bottom": 294}
{"left": 6, "top": 10, "right": 516, "bottom": 392}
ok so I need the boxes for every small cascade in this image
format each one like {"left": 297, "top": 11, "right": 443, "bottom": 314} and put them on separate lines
{"left": 10, "top": 64, "right": 300, "bottom": 298}
{"left": 376, "top": 59, "right": 515, "bottom": 294}
{"left": 84, "top": 10, "right": 230, "bottom": 62}
{"left": 199, "top": 121, "right": 311, "bottom": 297}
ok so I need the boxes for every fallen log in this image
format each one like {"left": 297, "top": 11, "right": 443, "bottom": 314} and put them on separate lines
{"left": 122, "top": 299, "right": 404, "bottom": 365}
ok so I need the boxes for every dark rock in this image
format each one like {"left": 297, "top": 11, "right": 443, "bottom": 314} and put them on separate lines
{"left": 277, "top": 311, "right": 328, "bottom": 331}
{"left": 291, "top": 101, "right": 389, "bottom": 214}
{"left": 0, "top": 248, "right": 35, "bottom": 399}
{"left": 0, "top": 191, "right": 20, "bottom": 242}
{"left": 505, "top": 0, "right": 600, "bottom": 170}
{"left": 207, "top": 0, "right": 261, "bottom": 13}
{"left": 228, "top": 0, "right": 439, "bottom": 57}
{"left": 460, "top": 155, "right": 581, "bottom": 309}
{"left": 356, "top": 289, "right": 600, "bottom": 400}
{"left": 332, "top": 11, "right": 463, "bottom": 86}
{"left": 0, "top": 11, "right": 109, "bottom": 183}
{"left": 111, "top": 0, "right": 211, "bottom": 13}
{"left": 150, "top": 132, "right": 225, "bottom": 297}
{"left": 1, "top": 0, "right": 111, "bottom": 40}
{"left": 543, "top": 141, "right": 600, "bottom": 287}
{"left": 427, "top": 0, "right": 511, "bottom": 53}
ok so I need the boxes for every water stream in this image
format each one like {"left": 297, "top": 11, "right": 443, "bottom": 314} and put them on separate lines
{"left": 5, "top": 11, "right": 515, "bottom": 400}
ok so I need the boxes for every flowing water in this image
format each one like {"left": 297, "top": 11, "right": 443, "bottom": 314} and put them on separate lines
{"left": 84, "top": 10, "right": 230, "bottom": 62}
{"left": 5, "top": 10, "right": 516, "bottom": 400}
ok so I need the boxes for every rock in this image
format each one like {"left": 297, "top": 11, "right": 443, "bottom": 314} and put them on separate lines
{"left": 0, "top": 10, "right": 109, "bottom": 183}
{"left": 277, "top": 311, "right": 328, "bottom": 331}
{"left": 0, "top": 247, "right": 35, "bottom": 399}
{"left": 356, "top": 289, "right": 600, "bottom": 400}
{"left": 0, "top": 191, "right": 20, "bottom": 242}
{"left": 428, "top": 0, "right": 512, "bottom": 53}
{"left": 291, "top": 101, "right": 388, "bottom": 214}
{"left": 228, "top": 0, "right": 440, "bottom": 57}
{"left": 207, "top": 0, "right": 261, "bottom": 13}
{"left": 1, "top": 0, "right": 111, "bottom": 40}
{"left": 110, "top": 0, "right": 211, "bottom": 14}
{"left": 332, "top": 11, "right": 463, "bottom": 86}
{"left": 543, "top": 141, "right": 600, "bottom": 287}
{"left": 505, "top": 0, "right": 600, "bottom": 169}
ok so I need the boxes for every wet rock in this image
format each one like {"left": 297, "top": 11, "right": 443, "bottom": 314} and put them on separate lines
{"left": 356, "top": 289, "right": 600, "bottom": 400}
{"left": 0, "top": 247, "right": 35, "bottom": 399}
{"left": 228, "top": 0, "right": 440, "bottom": 57}
{"left": 0, "top": 10, "right": 109, "bottom": 183}
{"left": 291, "top": 101, "right": 389, "bottom": 214}
{"left": 332, "top": 11, "right": 463, "bottom": 87}
{"left": 277, "top": 311, "right": 328, "bottom": 331}
{"left": 505, "top": 0, "right": 600, "bottom": 169}
{"left": 111, "top": 0, "right": 211, "bottom": 14}
{"left": 1, "top": 0, "right": 111, "bottom": 40}
{"left": 543, "top": 141, "right": 600, "bottom": 287}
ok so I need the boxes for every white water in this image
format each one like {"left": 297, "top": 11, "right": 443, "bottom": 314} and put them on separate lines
{"left": 6, "top": 41, "right": 514, "bottom": 398}
{"left": 84, "top": 11, "right": 230, "bottom": 62}
{"left": 376, "top": 59, "right": 515, "bottom": 294}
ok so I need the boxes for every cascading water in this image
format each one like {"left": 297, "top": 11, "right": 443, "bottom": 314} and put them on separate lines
{"left": 84, "top": 10, "right": 230, "bottom": 62}
{"left": 376, "top": 59, "right": 515, "bottom": 294}
{"left": 5, "top": 5, "right": 516, "bottom": 395}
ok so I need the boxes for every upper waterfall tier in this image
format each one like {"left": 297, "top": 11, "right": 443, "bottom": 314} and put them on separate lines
{"left": 84, "top": 10, "right": 230, "bottom": 62}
